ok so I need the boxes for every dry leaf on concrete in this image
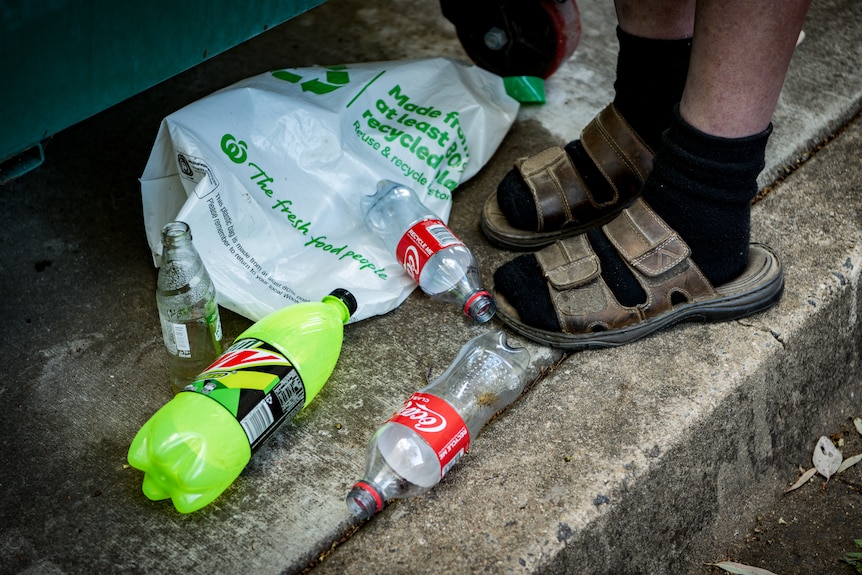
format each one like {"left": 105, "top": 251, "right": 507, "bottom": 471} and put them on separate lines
{"left": 708, "top": 560, "right": 780, "bottom": 575}
{"left": 784, "top": 467, "right": 817, "bottom": 493}
{"left": 854, "top": 417, "right": 862, "bottom": 436}
{"left": 837, "top": 452, "right": 862, "bottom": 474}
{"left": 813, "top": 435, "right": 842, "bottom": 480}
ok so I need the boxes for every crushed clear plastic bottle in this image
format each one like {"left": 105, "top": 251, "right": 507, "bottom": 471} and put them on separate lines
{"left": 361, "top": 179, "right": 496, "bottom": 323}
{"left": 345, "top": 329, "right": 530, "bottom": 520}
{"left": 156, "top": 221, "right": 223, "bottom": 394}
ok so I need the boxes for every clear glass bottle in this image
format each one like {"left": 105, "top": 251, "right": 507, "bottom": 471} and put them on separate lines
{"left": 346, "top": 330, "right": 530, "bottom": 520}
{"left": 361, "top": 179, "right": 496, "bottom": 323}
{"left": 156, "top": 221, "right": 223, "bottom": 394}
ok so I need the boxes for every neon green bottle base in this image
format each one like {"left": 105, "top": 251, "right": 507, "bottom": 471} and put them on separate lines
{"left": 128, "top": 392, "right": 251, "bottom": 514}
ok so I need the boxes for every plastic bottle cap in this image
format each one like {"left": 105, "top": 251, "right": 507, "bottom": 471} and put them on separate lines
{"left": 502, "top": 76, "right": 546, "bottom": 104}
{"left": 328, "top": 288, "right": 358, "bottom": 317}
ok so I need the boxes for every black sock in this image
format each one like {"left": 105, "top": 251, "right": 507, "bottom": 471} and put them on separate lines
{"left": 493, "top": 254, "right": 561, "bottom": 331}
{"left": 498, "top": 28, "right": 691, "bottom": 230}
{"left": 494, "top": 106, "right": 773, "bottom": 331}
{"left": 613, "top": 27, "right": 692, "bottom": 152}
{"left": 643, "top": 106, "right": 772, "bottom": 286}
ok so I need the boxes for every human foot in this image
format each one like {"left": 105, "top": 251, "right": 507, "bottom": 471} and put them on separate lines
{"left": 492, "top": 199, "right": 784, "bottom": 350}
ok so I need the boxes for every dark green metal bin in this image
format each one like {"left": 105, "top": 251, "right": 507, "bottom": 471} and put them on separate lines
{"left": 0, "top": 0, "right": 324, "bottom": 180}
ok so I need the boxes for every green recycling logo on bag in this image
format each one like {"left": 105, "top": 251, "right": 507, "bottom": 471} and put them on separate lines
{"left": 272, "top": 65, "right": 350, "bottom": 94}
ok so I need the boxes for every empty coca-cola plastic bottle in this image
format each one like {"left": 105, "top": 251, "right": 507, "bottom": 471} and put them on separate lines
{"left": 361, "top": 179, "right": 496, "bottom": 323}
{"left": 345, "top": 329, "right": 530, "bottom": 520}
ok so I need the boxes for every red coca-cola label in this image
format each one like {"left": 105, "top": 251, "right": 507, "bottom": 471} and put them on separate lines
{"left": 395, "top": 219, "right": 462, "bottom": 282}
{"left": 389, "top": 391, "right": 470, "bottom": 478}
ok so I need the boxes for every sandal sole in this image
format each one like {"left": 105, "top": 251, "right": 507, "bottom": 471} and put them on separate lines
{"left": 494, "top": 243, "right": 784, "bottom": 350}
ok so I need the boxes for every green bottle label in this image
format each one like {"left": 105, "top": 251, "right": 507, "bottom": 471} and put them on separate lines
{"left": 184, "top": 338, "right": 306, "bottom": 451}
{"left": 206, "top": 305, "right": 223, "bottom": 343}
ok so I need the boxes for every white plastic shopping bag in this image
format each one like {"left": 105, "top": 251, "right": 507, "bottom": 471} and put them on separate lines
{"left": 140, "top": 57, "right": 518, "bottom": 322}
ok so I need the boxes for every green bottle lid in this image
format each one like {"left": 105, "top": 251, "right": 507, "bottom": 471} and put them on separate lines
{"left": 503, "top": 76, "right": 546, "bottom": 104}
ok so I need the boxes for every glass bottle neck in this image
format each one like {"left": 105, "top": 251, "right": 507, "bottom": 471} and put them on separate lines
{"left": 161, "top": 221, "right": 193, "bottom": 249}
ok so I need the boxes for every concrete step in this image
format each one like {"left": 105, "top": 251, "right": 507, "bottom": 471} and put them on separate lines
{"left": 317, "top": 101, "right": 862, "bottom": 575}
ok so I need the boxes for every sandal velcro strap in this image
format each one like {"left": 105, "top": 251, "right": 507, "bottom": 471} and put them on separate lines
{"left": 535, "top": 234, "right": 600, "bottom": 290}
{"left": 582, "top": 104, "right": 653, "bottom": 201}
{"left": 514, "top": 104, "right": 653, "bottom": 235}
{"left": 517, "top": 145, "right": 585, "bottom": 232}
{"left": 600, "top": 199, "right": 717, "bottom": 320}
{"left": 603, "top": 199, "right": 690, "bottom": 277}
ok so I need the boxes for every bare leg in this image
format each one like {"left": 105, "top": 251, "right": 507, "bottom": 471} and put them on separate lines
{"left": 615, "top": 0, "right": 696, "bottom": 40}
{"left": 681, "top": 0, "right": 811, "bottom": 137}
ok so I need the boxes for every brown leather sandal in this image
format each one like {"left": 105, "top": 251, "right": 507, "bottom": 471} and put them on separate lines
{"left": 493, "top": 199, "right": 784, "bottom": 350}
{"left": 482, "top": 103, "right": 653, "bottom": 250}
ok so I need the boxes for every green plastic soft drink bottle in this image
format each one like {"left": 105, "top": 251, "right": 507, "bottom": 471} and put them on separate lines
{"left": 128, "top": 289, "right": 357, "bottom": 513}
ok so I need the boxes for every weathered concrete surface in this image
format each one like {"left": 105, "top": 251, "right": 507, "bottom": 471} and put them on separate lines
{"left": 1, "top": 0, "right": 861, "bottom": 574}
{"left": 317, "top": 121, "right": 862, "bottom": 575}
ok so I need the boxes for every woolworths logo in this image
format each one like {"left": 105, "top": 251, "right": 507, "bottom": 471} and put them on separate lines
{"left": 271, "top": 65, "right": 350, "bottom": 94}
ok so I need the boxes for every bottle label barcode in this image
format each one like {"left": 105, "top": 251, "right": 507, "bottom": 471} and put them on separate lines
{"left": 184, "top": 338, "right": 307, "bottom": 451}
{"left": 395, "top": 218, "right": 464, "bottom": 282}
{"left": 425, "top": 223, "right": 457, "bottom": 247}
{"left": 240, "top": 401, "right": 275, "bottom": 445}
{"left": 171, "top": 322, "right": 191, "bottom": 357}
